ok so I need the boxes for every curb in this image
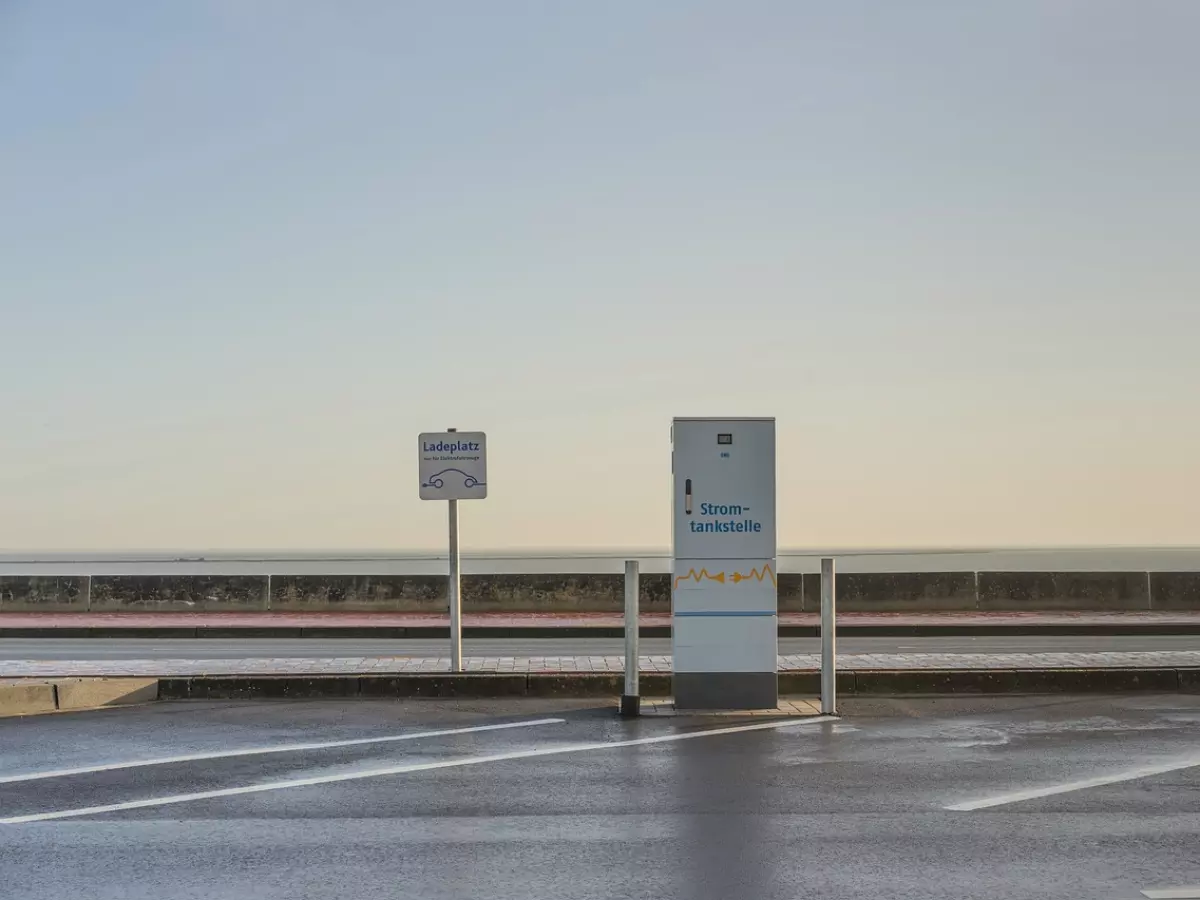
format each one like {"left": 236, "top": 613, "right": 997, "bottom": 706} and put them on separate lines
{"left": 0, "top": 681, "right": 57, "bottom": 716}
{"left": 159, "top": 673, "right": 675, "bottom": 700}
{"left": 2, "top": 623, "right": 1197, "bottom": 639}
{"left": 0, "top": 678, "right": 159, "bottom": 717}
{"left": 154, "top": 667, "right": 1200, "bottom": 700}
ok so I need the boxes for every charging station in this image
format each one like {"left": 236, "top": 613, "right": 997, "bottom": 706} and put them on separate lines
{"left": 671, "top": 417, "right": 777, "bottom": 709}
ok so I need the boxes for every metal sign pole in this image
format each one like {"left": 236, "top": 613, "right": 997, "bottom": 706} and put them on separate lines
{"left": 447, "top": 428, "right": 462, "bottom": 673}
{"left": 821, "top": 557, "right": 837, "bottom": 715}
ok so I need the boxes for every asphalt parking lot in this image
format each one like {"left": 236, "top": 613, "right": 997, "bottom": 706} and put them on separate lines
{"left": 0, "top": 695, "right": 1197, "bottom": 899}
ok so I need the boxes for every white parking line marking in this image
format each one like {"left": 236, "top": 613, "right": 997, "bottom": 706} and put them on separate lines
{"left": 0, "top": 718, "right": 566, "bottom": 785}
{"left": 0, "top": 716, "right": 833, "bottom": 824}
{"left": 1142, "top": 888, "right": 1200, "bottom": 899}
{"left": 945, "top": 756, "right": 1200, "bottom": 811}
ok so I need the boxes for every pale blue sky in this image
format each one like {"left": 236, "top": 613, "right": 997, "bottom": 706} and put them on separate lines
{"left": 3, "top": 1, "right": 1198, "bottom": 551}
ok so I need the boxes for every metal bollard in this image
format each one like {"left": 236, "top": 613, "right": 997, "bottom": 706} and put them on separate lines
{"left": 821, "top": 557, "right": 837, "bottom": 715}
{"left": 620, "top": 560, "right": 640, "bottom": 717}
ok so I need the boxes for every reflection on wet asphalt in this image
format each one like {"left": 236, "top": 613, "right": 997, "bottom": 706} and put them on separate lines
{"left": 0, "top": 695, "right": 1196, "bottom": 900}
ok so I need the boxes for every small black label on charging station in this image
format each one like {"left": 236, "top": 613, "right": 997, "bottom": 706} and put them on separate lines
{"left": 717, "top": 434, "right": 733, "bottom": 445}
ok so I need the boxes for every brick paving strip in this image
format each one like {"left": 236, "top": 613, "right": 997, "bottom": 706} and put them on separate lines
{"left": 1, "top": 651, "right": 1199, "bottom": 678}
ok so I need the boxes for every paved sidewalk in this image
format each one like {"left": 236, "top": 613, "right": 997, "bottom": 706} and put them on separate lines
{"left": 639, "top": 698, "right": 823, "bottom": 717}
{"left": 2, "top": 649, "right": 1198, "bottom": 678}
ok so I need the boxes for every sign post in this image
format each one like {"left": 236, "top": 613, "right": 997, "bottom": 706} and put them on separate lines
{"left": 419, "top": 429, "right": 487, "bottom": 673}
{"left": 448, "top": 484, "right": 461, "bottom": 671}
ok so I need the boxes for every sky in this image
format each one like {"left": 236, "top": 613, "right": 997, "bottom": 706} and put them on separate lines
{"left": 2, "top": 1, "right": 1199, "bottom": 552}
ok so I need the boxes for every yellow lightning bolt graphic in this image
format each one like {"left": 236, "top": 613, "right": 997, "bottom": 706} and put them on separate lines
{"left": 674, "top": 563, "right": 776, "bottom": 589}
{"left": 673, "top": 568, "right": 726, "bottom": 589}
{"left": 729, "top": 563, "right": 777, "bottom": 587}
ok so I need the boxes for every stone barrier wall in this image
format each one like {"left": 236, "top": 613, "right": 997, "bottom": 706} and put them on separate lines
{"left": 1, "top": 571, "right": 1197, "bottom": 612}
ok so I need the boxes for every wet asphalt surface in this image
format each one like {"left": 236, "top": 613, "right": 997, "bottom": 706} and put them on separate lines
{"left": 1, "top": 633, "right": 1196, "bottom": 659}
{"left": 0, "top": 695, "right": 1197, "bottom": 899}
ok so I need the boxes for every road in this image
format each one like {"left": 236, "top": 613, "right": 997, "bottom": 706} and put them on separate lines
{"left": 0, "top": 695, "right": 1197, "bottom": 899}
{"left": 0, "top": 634, "right": 1195, "bottom": 660}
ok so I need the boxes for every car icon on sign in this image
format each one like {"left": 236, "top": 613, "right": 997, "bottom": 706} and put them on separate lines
{"left": 422, "top": 468, "right": 485, "bottom": 490}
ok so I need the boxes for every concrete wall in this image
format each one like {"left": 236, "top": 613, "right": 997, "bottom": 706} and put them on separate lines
{"left": 1148, "top": 573, "right": 1200, "bottom": 610}
{"left": 977, "top": 572, "right": 1150, "bottom": 611}
{"left": 270, "top": 574, "right": 675, "bottom": 612}
{"left": 90, "top": 576, "right": 269, "bottom": 611}
{"left": 1, "top": 571, "right": 1198, "bottom": 613}
{"left": 272, "top": 575, "right": 439, "bottom": 612}
{"left": 800, "top": 572, "right": 978, "bottom": 612}
{"left": 0, "top": 576, "right": 87, "bottom": 612}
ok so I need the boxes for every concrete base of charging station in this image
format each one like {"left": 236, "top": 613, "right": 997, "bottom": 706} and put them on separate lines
{"left": 672, "top": 672, "right": 779, "bottom": 710}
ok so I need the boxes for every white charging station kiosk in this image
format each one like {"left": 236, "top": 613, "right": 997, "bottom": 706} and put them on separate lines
{"left": 671, "top": 417, "right": 777, "bottom": 709}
